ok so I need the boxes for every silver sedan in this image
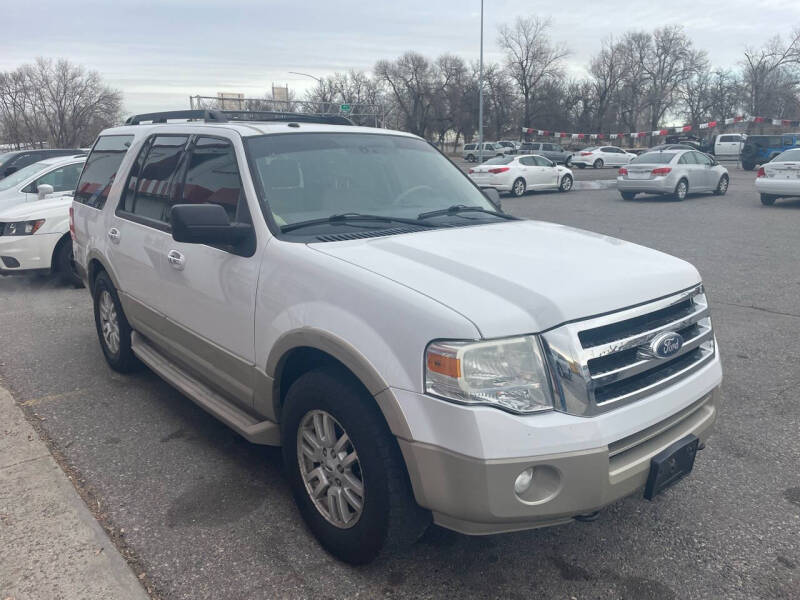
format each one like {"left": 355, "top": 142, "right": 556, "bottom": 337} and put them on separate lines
{"left": 617, "top": 149, "right": 729, "bottom": 200}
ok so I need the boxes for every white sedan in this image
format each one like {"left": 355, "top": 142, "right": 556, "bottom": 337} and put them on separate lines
{"left": 468, "top": 154, "right": 574, "bottom": 197}
{"left": 0, "top": 154, "right": 86, "bottom": 212}
{"left": 571, "top": 146, "right": 636, "bottom": 169}
{"left": 0, "top": 194, "right": 81, "bottom": 285}
{"left": 755, "top": 148, "right": 800, "bottom": 206}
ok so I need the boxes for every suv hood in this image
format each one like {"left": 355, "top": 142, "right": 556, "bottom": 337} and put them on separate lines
{"left": 311, "top": 220, "right": 701, "bottom": 338}
{"left": 0, "top": 196, "right": 71, "bottom": 220}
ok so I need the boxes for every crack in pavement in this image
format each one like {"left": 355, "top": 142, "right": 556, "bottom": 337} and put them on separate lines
{"left": 716, "top": 301, "right": 800, "bottom": 319}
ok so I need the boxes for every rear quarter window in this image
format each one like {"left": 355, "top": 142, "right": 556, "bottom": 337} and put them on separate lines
{"left": 75, "top": 135, "right": 134, "bottom": 209}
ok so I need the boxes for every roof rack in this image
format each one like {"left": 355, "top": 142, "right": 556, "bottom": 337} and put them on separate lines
{"left": 124, "top": 109, "right": 353, "bottom": 126}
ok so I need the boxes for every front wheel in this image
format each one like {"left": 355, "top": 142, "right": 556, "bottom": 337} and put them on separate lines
{"left": 593, "top": 159, "right": 604, "bottom": 169}
{"left": 511, "top": 178, "right": 527, "bottom": 197}
{"left": 742, "top": 161, "right": 755, "bottom": 171}
{"left": 713, "top": 175, "right": 729, "bottom": 196}
{"left": 282, "top": 368, "right": 430, "bottom": 564}
{"left": 466, "top": 154, "right": 475, "bottom": 163}
{"left": 760, "top": 193, "right": 777, "bottom": 206}
{"left": 559, "top": 175, "right": 573, "bottom": 192}
{"left": 53, "top": 237, "right": 83, "bottom": 287}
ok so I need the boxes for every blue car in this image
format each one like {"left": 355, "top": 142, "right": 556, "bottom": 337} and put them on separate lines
{"left": 740, "top": 134, "right": 800, "bottom": 170}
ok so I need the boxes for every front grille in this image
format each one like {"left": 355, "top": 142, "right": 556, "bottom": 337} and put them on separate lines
{"left": 542, "top": 285, "right": 715, "bottom": 415}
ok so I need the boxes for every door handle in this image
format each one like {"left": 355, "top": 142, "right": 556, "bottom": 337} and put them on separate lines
{"left": 167, "top": 249, "right": 186, "bottom": 270}
{"left": 107, "top": 228, "right": 120, "bottom": 244}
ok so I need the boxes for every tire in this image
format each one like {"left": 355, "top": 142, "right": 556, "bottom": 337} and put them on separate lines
{"left": 621, "top": 192, "right": 637, "bottom": 200}
{"left": 511, "top": 178, "right": 527, "bottom": 197}
{"left": 742, "top": 161, "right": 755, "bottom": 171}
{"left": 282, "top": 368, "right": 430, "bottom": 564}
{"left": 673, "top": 179, "right": 688, "bottom": 201}
{"left": 466, "top": 154, "right": 475, "bottom": 163}
{"left": 53, "top": 237, "right": 83, "bottom": 287}
{"left": 760, "top": 193, "right": 777, "bottom": 206}
{"left": 559, "top": 175, "right": 573, "bottom": 192}
{"left": 593, "top": 159, "right": 604, "bottom": 169}
{"left": 713, "top": 175, "right": 729, "bottom": 196}
{"left": 92, "top": 271, "right": 141, "bottom": 373}
{"left": 564, "top": 155, "right": 572, "bottom": 167}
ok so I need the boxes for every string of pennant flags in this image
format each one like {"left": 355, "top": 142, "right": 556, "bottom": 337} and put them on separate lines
{"left": 521, "top": 115, "right": 800, "bottom": 141}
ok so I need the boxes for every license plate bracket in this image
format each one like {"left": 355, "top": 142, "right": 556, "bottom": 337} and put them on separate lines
{"left": 643, "top": 434, "right": 699, "bottom": 500}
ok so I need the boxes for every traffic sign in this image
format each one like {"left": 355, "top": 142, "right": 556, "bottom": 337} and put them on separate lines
{"left": 340, "top": 104, "right": 351, "bottom": 113}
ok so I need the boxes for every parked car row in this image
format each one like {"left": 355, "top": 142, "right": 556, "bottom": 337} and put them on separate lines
{"left": 0, "top": 154, "right": 87, "bottom": 285}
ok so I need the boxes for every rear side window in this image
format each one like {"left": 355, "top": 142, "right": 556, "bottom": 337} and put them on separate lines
{"left": 775, "top": 148, "right": 800, "bottom": 161}
{"left": 75, "top": 135, "right": 134, "bottom": 209}
{"left": 181, "top": 137, "right": 245, "bottom": 222}
{"left": 464, "top": 144, "right": 475, "bottom": 151}
{"left": 120, "top": 136, "right": 188, "bottom": 223}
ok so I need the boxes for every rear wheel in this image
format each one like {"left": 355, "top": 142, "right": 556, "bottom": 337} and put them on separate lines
{"left": 713, "top": 175, "right": 729, "bottom": 196}
{"left": 559, "top": 175, "right": 573, "bottom": 192}
{"left": 282, "top": 368, "right": 430, "bottom": 564}
{"left": 674, "top": 179, "right": 688, "bottom": 201}
{"left": 564, "top": 155, "right": 572, "bottom": 167}
{"left": 593, "top": 159, "right": 604, "bottom": 169}
{"left": 741, "top": 161, "right": 755, "bottom": 171}
{"left": 511, "top": 178, "right": 527, "bottom": 197}
{"left": 466, "top": 154, "right": 475, "bottom": 162}
{"left": 93, "top": 271, "right": 140, "bottom": 373}
{"left": 760, "top": 193, "right": 777, "bottom": 206}
{"left": 621, "top": 192, "right": 637, "bottom": 200}
{"left": 53, "top": 237, "right": 82, "bottom": 287}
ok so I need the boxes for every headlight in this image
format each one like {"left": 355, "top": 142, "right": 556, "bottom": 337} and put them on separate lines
{"left": 425, "top": 335, "right": 554, "bottom": 414}
{"left": 3, "top": 220, "right": 45, "bottom": 236}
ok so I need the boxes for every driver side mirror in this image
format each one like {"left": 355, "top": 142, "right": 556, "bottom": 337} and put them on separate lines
{"left": 170, "top": 204, "right": 253, "bottom": 248}
{"left": 482, "top": 187, "right": 502, "bottom": 211}
{"left": 37, "top": 184, "right": 54, "bottom": 200}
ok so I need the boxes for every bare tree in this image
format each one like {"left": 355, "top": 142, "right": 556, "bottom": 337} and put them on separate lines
{"left": 374, "top": 52, "right": 436, "bottom": 137}
{"left": 498, "top": 17, "right": 568, "bottom": 129}
{"left": 0, "top": 58, "right": 122, "bottom": 148}
{"left": 589, "top": 37, "right": 627, "bottom": 131}
{"left": 741, "top": 30, "right": 800, "bottom": 116}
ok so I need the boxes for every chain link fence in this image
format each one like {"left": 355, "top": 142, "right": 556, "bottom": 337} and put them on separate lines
{"left": 189, "top": 96, "right": 385, "bottom": 128}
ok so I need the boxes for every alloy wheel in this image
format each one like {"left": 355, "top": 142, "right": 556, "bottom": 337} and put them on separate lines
{"left": 297, "top": 410, "right": 365, "bottom": 529}
{"left": 98, "top": 291, "right": 121, "bottom": 356}
{"left": 513, "top": 179, "right": 526, "bottom": 197}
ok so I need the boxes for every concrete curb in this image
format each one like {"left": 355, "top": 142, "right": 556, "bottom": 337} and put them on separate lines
{"left": 0, "top": 385, "right": 150, "bottom": 600}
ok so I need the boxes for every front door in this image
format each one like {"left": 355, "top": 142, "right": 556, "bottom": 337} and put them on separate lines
{"left": 156, "top": 135, "right": 261, "bottom": 410}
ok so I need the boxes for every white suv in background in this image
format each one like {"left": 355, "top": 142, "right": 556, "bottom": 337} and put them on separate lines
{"left": 72, "top": 110, "right": 722, "bottom": 565}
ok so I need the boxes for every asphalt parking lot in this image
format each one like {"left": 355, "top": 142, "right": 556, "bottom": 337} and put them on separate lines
{"left": 1, "top": 163, "right": 798, "bottom": 599}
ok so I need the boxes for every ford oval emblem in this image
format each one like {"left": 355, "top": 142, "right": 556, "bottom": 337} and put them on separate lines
{"left": 649, "top": 332, "right": 684, "bottom": 359}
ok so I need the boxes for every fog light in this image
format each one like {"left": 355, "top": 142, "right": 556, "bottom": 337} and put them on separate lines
{"left": 514, "top": 468, "right": 534, "bottom": 494}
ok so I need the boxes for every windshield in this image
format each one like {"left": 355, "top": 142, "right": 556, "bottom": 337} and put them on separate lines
{"left": 632, "top": 152, "right": 675, "bottom": 164}
{"left": 0, "top": 161, "right": 46, "bottom": 191}
{"left": 774, "top": 148, "right": 800, "bottom": 162}
{"left": 483, "top": 156, "right": 514, "bottom": 165}
{"left": 245, "top": 133, "right": 497, "bottom": 229}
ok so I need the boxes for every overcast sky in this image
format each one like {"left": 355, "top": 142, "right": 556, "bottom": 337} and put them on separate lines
{"left": 3, "top": 0, "right": 799, "bottom": 116}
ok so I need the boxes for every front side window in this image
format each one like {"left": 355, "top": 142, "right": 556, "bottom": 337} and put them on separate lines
{"left": 121, "top": 136, "right": 188, "bottom": 223}
{"left": 694, "top": 152, "right": 713, "bottom": 166}
{"left": 26, "top": 162, "right": 84, "bottom": 193}
{"left": 245, "top": 133, "right": 499, "bottom": 232}
{"left": 181, "top": 137, "right": 247, "bottom": 222}
{"left": 75, "top": 135, "right": 134, "bottom": 209}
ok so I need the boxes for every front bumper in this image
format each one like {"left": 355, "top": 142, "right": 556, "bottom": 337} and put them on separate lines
{"left": 755, "top": 177, "right": 800, "bottom": 197}
{"left": 617, "top": 177, "right": 674, "bottom": 194}
{"left": 399, "top": 388, "right": 718, "bottom": 535}
{"left": 0, "top": 233, "right": 61, "bottom": 274}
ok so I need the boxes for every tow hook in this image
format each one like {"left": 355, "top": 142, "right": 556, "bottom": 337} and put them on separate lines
{"left": 574, "top": 511, "right": 600, "bottom": 522}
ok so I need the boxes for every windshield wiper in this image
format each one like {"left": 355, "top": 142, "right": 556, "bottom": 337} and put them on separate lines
{"left": 280, "top": 212, "right": 438, "bottom": 233}
{"left": 417, "top": 204, "right": 516, "bottom": 220}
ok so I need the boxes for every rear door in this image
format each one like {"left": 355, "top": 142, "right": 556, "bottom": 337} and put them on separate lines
{"left": 693, "top": 152, "right": 717, "bottom": 189}
{"left": 677, "top": 152, "right": 703, "bottom": 190}
{"left": 156, "top": 135, "right": 260, "bottom": 410}
{"left": 111, "top": 134, "right": 188, "bottom": 321}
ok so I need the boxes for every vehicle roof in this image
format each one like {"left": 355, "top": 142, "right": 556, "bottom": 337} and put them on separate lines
{"left": 33, "top": 154, "right": 87, "bottom": 167}
{"left": 98, "top": 121, "right": 420, "bottom": 140}
{"left": 1, "top": 148, "right": 81, "bottom": 156}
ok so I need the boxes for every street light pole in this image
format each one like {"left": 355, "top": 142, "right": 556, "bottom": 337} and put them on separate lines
{"left": 289, "top": 71, "right": 322, "bottom": 83}
{"left": 478, "top": 0, "right": 484, "bottom": 163}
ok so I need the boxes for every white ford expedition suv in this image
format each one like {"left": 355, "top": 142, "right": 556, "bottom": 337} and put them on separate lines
{"left": 72, "top": 110, "right": 722, "bottom": 564}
